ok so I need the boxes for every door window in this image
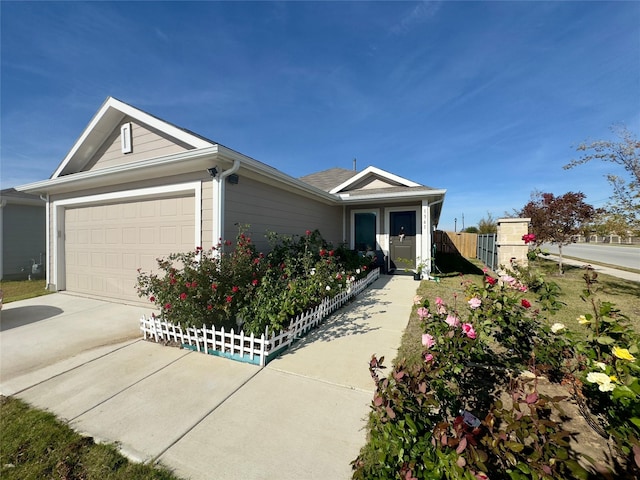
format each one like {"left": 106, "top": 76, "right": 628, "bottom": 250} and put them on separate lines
{"left": 354, "top": 212, "right": 376, "bottom": 252}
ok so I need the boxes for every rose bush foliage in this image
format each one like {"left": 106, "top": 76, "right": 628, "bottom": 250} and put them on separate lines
{"left": 136, "top": 228, "right": 374, "bottom": 335}
{"left": 354, "top": 263, "right": 639, "bottom": 479}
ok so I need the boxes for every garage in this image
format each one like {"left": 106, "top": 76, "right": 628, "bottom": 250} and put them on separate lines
{"left": 64, "top": 194, "right": 195, "bottom": 304}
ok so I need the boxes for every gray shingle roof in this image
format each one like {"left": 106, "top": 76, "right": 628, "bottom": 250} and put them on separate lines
{"left": 299, "top": 168, "right": 358, "bottom": 192}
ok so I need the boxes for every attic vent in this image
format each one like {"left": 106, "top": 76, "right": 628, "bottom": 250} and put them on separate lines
{"left": 121, "top": 122, "right": 132, "bottom": 154}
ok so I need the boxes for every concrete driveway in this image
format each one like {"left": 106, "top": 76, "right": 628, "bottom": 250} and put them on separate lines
{"left": 0, "top": 275, "right": 416, "bottom": 479}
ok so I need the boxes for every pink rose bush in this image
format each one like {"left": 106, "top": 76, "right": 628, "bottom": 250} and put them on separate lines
{"left": 137, "top": 228, "right": 375, "bottom": 335}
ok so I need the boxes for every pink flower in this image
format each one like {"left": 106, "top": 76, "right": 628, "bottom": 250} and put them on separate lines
{"left": 486, "top": 276, "right": 496, "bottom": 285}
{"left": 413, "top": 295, "right": 423, "bottom": 305}
{"left": 435, "top": 297, "right": 444, "bottom": 306}
{"left": 226, "top": 295, "right": 233, "bottom": 303}
{"left": 462, "top": 323, "right": 477, "bottom": 339}
{"left": 207, "top": 304, "right": 213, "bottom": 311}
{"left": 164, "top": 303, "right": 172, "bottom": 310}
{"left": 417, "top": 307, "right": 430, "bottom": 319}
{"left": 305, "top": 230, "right": 311, "bottom": 236}
{"left": 149, "top": 296, "right": 155, "bottom": 303}
{"left": 232, "top": 286, "right": 239, "bottom": 293}
{"left": 185, "top": 282, "right": 191, "bottom": 288}
{"left": 500, "top": 275, "right": 516, "bottom": 285}
{"left": 522, "top": 233, "right": 536, "bottom": 244}
{"left": 180, "top": 292, "right": 187, "bottom": 300}
{"left": 211, "top": 283, "right": 218, "bottom": 291}
{"left": 521, "top": 299, "right": 531, "bottom": 308}
{"left": 468, "top": 297, "right": 482, "bottom": 309}
{"left": 422, "top": 333, "right": 436, "bottom": 348}
{"left": 252, "top": 279, "right": 259, "bottom": 286}
{"left": 445, "top": 315, "right": 460, "bottom": 328}
{"left": 425, "top": 353, "right": 434, "bottom": 362}
{"left": 482, "top": 267, "right": 488, "bottom": 273}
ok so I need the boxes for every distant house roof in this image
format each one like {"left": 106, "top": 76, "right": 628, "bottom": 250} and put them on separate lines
{"left": 299, "top": 168, "right": 358, "bottom": 192}
{"left": 0, "top": 188, "right": 45, "bottom": 206}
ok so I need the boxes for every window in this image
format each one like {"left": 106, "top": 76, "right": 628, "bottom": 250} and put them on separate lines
{"left": 354, "top": 212, "right": 376, "bottom": 252}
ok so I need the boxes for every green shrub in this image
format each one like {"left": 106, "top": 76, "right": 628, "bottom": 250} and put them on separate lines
{"left": 136, "top": 227, "right": 374, "bottom": 335}
{"left": 354, "top": 265, "right": 640, "bottom": 479}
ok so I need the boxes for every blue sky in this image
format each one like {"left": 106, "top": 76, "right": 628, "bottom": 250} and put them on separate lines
{"left": 1, "top": 1, "right": 638, "bottom": 231}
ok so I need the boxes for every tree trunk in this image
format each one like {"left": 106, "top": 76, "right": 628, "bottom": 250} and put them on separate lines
{"left": 558, "top": 244, "right": 564, "bottom": 274}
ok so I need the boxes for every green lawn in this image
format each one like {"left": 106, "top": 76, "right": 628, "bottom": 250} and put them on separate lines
{"left": 1, "top": 279, "right": 52, "bottom": 303}
{"left": 0, "top": 396, "right": 182, "bottom": 480}
{"left": 396, "top": 253, "right": 640, "bottom": 370}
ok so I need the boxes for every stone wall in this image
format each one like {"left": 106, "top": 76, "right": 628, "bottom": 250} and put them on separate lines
{"left": 496, "top": 218, "right": 530, "bottom": 270}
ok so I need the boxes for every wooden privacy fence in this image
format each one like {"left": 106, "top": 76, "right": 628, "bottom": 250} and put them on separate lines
{"left": 140, "top": 268, "right": 380, "bottom": 367}
{"left": 434, "top": 230, "right": 477, "bottom": 258}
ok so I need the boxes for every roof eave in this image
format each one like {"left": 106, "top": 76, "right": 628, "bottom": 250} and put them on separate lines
{"left": 337, "top": 189, "right": 446, "bottom": 203}
{"left": 17, "top": 146, "right": 222, "bottom": 195}
{"left": 51, "top": 97, "right": 215, "bottom": 179}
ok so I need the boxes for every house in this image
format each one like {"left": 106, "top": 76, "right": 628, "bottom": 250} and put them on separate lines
{"left": 17, "top": 97, "right": 446, "bottom": 305}
{"left": 0, "top": 188, "right": 46, "bottom": 280}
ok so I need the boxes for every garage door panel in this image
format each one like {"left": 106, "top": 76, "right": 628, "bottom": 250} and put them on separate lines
{"left": 65, "top": 194, "right": 195, "bottom": 303}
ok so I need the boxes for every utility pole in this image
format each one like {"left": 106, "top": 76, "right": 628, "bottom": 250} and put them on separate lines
{"left": 454, "top": 218, "right": 457, "bottom": 232}
{"left": 462, "top": 213, "right": 465, "bottom": 231}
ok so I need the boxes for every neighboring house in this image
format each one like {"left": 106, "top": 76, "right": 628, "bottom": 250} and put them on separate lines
{"left": 17, "top": 97, "right": 446, "bottom": 305}
{"left": 0, "top": 188, "right": 46, "bottom": 280}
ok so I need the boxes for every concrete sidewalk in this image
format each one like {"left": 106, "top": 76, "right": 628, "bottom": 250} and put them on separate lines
{"left": 545, "top": 254, "right": 640, "bottom": 282}
{"left": 1, "top": 274, "right": 417, "bottom": 479}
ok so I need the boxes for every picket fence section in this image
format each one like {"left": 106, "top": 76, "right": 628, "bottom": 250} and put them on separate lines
{"left": 140, "top": 268, "right": 380, "bottom": 367}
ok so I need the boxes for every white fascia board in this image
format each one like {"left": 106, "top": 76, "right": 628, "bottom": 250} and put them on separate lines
{"left": 329, "top": 166, "right": 421, "bottom": 194}
{"left": 53, "top": 181, "right": 201, "bottom": 207}
{"left": 52, "top": 97, "right": 214, "bottom": 179}
{"left": 338, "top": 189, "right": 447, "bottom": 202}
{"left": 17, "top": 146, "right": 220, "bottom": 194}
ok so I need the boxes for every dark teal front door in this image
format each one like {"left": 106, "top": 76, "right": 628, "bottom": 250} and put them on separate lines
{"left": 389, "top": 211, "right": 416, "bottom": 271}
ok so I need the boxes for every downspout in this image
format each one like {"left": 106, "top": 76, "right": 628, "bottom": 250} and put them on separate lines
{"left": 40, "top": 194, "right": 50, "bottom": 288}
{"left": 213, "top": 159, "right": 241, "bottom": 249}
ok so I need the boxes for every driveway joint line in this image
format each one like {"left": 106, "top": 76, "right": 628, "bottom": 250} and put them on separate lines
{"left": 8, "top": 339, "right": 143, "bottom": 396}
{"left": 265, "top": 365, "right": 374, "bottom": 394}
{"left": 151, "top": 365, "right": 264, "bottom": 464}
{"left": 68, "top": 349, "right": 194, "bottom": 422}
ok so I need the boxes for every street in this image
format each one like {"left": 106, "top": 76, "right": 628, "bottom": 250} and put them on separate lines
{"left": 541, "top": 243, "right": 640, "bottom": 270}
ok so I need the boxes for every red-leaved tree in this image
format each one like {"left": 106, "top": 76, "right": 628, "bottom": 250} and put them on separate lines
{"left": 520, "top": 191, "right": 595, "bottom": 273}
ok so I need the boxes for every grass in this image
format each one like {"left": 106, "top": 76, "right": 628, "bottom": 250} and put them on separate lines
{"left": 0, "top": 396, "right": 182, "bottom": 480}
{"left": 0, "top": 279, "right": 52, "bottom": 303}
{"left": 396, "top": 253, "right": 640, "bottom": 370}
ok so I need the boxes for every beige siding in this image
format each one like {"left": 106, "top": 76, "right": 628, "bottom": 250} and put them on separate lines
{"left": 83, "top": 117, "right": 192, "bottom": 172}
{"left": 201, "top": 179, "right": 214, "bottom": 248}
{"left": 224, "top": 176, "right": 343, "bottom": 252}
{"left": 2, "top": 204, "right": 46, "bottom": 279}
{"left": 346, "top": 177, "right": 399, "bottom": 191}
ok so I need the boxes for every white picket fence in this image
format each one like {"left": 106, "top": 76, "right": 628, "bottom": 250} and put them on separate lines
{"left": 140, "top": 268, "right": 380, "bottom": 366}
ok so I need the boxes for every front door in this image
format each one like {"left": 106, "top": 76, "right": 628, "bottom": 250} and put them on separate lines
{"left": 389, "top": 211, "right": 416, "bottom": 271}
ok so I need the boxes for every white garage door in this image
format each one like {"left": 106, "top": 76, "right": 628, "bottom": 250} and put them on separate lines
{"left": 65, "top": 194, "right": 195, "bottom": 303}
